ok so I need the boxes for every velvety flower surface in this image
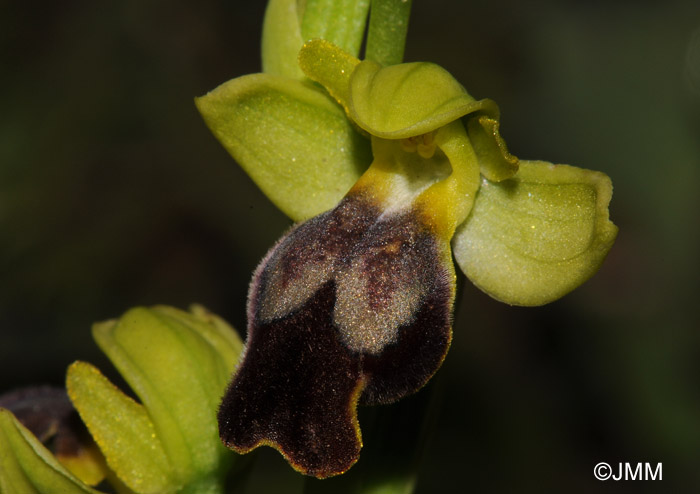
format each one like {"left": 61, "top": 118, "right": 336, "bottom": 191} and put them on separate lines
{"left": 218, "top": 120, "right": 469, "bottom": 477}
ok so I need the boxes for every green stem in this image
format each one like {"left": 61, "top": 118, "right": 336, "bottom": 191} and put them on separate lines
{"left": 301, "top": 0, "right": 371, "bottom": 58}
{"left": 365, "top": 0, "right": 413, "bottom": 66}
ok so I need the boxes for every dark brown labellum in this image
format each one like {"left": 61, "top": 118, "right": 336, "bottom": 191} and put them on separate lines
{"left": 218, "top": 192, "right": 453, "bottom": 478}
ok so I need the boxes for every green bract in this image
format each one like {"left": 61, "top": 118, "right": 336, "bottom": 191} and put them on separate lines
{"left": 0, "top": 305, "right": 243, "bottom": 494}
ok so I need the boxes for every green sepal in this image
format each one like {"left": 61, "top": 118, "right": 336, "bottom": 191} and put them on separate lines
{"left": 0, "top": 408, "right": 99, "bottom": 494}
{"left": 298, "top": 39, "right": 360, "bottom": 117}
{"left": 66, "top": 361, "right": 173, "bottom": 494}
{"left": 196, "top": 73, "right": 371, "bottom": 222}
{"left": 262, "top": 0, "right": 305, "bottom": 79}
{"left": 299, "top": 39, "right": 518, "bottom": 184}
{"left": 452, "top": 160, "right": 618, "bottom": 306}
{"left": 348, "top": 60, "right": 491, "bottom": 139}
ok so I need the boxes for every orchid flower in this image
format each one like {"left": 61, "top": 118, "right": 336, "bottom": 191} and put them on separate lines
{"left": 195, "top": 0, "right": 618, "bottom": 479}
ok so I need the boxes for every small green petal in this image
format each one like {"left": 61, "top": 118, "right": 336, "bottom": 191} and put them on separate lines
{"left": 348, "top": 60, "right": 489, "bottom": 138}
{"left": 452, "top": 160, "right": 618, "bottom": 306}
{"left": 90, "top": 307, "right": 240, "bottom": 487}
{"left": 196, "top": 73, "right": 371, "bottom": 222}
{"left": 298, "top": 39, "right": 360, "bottom": 116}
{"left": 262, "top": 0, "right": 305, "bottom": 79}
{"left": 66, "top": 362, "right": 173, "bottom": 494}
{"left": 466, "top": 113, "right": 519, "bottom": 182}
{"left": 0, "top": 408, "right": 98, "bottom": 494}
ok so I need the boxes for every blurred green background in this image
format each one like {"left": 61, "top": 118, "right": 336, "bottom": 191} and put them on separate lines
{"left": 1, "top": 0, "right": 699, "bottom": 492}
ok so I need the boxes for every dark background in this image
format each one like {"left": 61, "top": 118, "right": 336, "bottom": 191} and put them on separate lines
{"left": 2, "top": 1, "right": 699, "bottom": 492}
